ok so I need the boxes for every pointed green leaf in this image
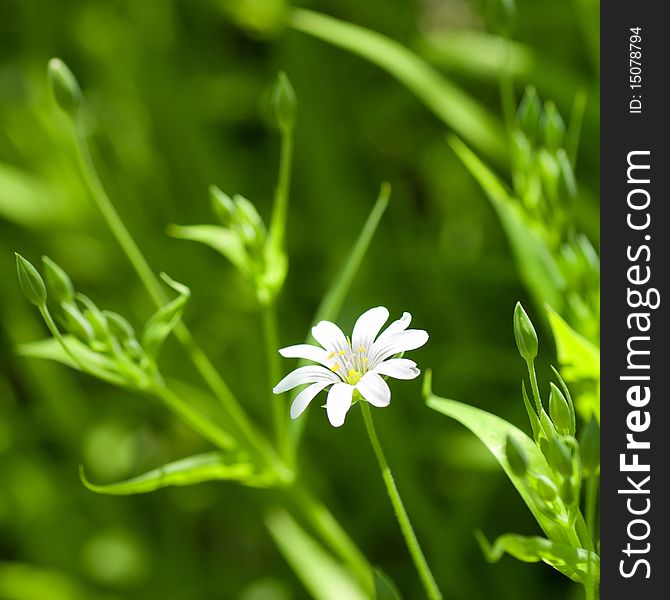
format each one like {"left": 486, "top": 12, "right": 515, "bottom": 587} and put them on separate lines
{"left": 18, "top": 336, "right": 126, "bottom": 386}
{"left": 168, "top": 224, "right": 253, "bottom": 276}
{"left": 289, "top": 9, "right": 506, "bottom": 161}
{"left": 81, "top": 451, "right": 272, "bottom": 496}
{"left": 142, "top": 273, "right": 191, "bottom": 358}
{"left": 265, "top": 508, "right": 368, "bottom": 600}
{"left": 475, "top": 532, "right": 599, "bottom": 584}
{"left": 425, "top": 383, "right": 584, "bottom": 548}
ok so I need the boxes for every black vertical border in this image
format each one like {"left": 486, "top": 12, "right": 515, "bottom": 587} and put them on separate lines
{"left": 601, "top": 3, "right": 669, "bottom": 597}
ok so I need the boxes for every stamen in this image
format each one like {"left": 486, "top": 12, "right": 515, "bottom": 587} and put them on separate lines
{"left": 357, "top": 346, "right": 366, "bottom": 353}
{"left": 331, "top": 363, "right": 340, "bottom": 372}
{"left": 327, "top": 351, "right": 335, "bottom": 359}
{"left": 338, "top": 349, "right": 345, "bottom": 356}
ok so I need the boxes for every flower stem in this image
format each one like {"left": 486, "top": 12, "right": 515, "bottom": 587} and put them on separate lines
{"left": 527, "top": 359, "right": 543, "bottom": 414}
{"left": 153, "top": 385, "right": 237, "bottom": 452}
{"left": 585, "top": 474, "right": 598, "bottom": 600}
{"left": 360, "top": 401, "right": 443, "bottom": 600}
{"left": 69, "top": 118, "right": 290, "bottom": 482}
{"left": 39, "top": 305, "right": 82, "bottom": 370}
{"left": 268, "top": 129, "right": 293, "bottom": 255}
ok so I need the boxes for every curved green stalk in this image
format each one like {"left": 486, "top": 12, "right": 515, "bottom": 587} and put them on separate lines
{"left": 263, "top": 304, "right": 287, "bottom": 456}
{"left": 360, "top": 401, "right": 443, "bottom": 600}
{"left": 287, "top": 8, "right": 506, "bottom": 162}
{"left": 69, "top": 118, "right": 289, "bottom": 482}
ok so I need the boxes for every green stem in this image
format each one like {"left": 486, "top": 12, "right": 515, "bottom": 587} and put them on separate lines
{"left": 527, "top": 359, "right": 543, "bottom": 414}
{"left": 153, "top": 385, "right": 237, "bottom": 452}
{"left": 268, "top": 129, "right": 293, "bottom": 254}
{"left": 360, "top": 401, "right": 443, "bottom": 600}
{"left": 262, "top": 304, "right": 287, "bottom": 457}
{"left": 69, "top": 118, "right": 290, "bottom": 482}
{"left": 585, "top": 474, "right": 598, "bottom": 600}
{"left": 289, "top": 484, "right": 373, "bottom": 592}
{"left": 39, "top": 305, "right": 83, "bottom": 370}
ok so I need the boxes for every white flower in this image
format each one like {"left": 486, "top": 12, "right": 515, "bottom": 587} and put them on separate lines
{"left": 273, "top": 307, "right": 428, "bottom": 427}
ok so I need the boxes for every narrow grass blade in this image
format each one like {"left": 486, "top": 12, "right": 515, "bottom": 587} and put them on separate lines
{"left": 287, "top": 184, "right": 390, "bottom": 453}
{"left": 265, "top": 508, "right": 367, "bottom": 600}
{"left": 288, "top": 8, "right": 506, "bottom": 161}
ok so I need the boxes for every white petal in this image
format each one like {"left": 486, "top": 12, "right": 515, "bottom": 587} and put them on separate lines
{"left": 326, "top": 383, "right": 354, "bottom": 427}
{"left": 279, "top": 344, "right": 330, "bottom": 368}
{"left": 290, "top": 382, "right": 330, "bottom": 419}
{"left": 356, "top": 371, "right": 391, "bottom": 407}
{"left": 273, "top": 366, "right": 339, "bottom": 394}
{"left": 376, "top": 312, "right": 412, "bottom": 344}
{"left": 369, "top": 329, "right": 428, "bottom": 368}
{"left": 351, "top": 306, "right": 389, "bottom": 351}
{"left": 373, "top": 358, "right": 420, "bottom": 380}
{"left": 311, "top": 320, "right": 348, "bottom": 353}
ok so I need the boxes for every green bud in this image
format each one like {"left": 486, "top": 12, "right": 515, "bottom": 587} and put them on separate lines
{"left": 580, "top": 415, "right": 600, "bottom": 477}
{"left": 549, "top": 436, "right": 573, "bottom": 478}
{"left": 535, "top": 475, "right": 558, "bottom": 502}
{"left": 209, "top": 185, "right": 237, "bottom": 226}
{"left": 42, "top": 256, "right": 75, "bottom": 304}
{"left": 272, "top": 71, "right": 297, "bottom": 132}
{"left": 61, "top": 302, "right": 95, "bottom": 343}
{"left": 505, "top": 434, "right": 528, "bottom": 477}
{"left": 539, "top": 409, "right": 555, "bottom": 440}
{"left": 537, "top": 148, "right": 560, "bottom": 204}
{"left": 77, "top": 293, "right": 109, "bottom": 340}
{"left": 561, "top": 478, "right": 575, "bottom": 506}
{"left": 16, "top": 253, "right": 47, "bottom": 307}
{"left": 513, "top": 302, "right": 538, "bottom": 363}
{"left": 541, "top": 101, "right": 565, "bottom": 151}
{"left": 516, "top": 87, "right": 542, "bottom": 143}
{"left": 233, "top": 195, "right": 265, "bottom": 247}
{"left": 549, "top": 383, "right": 571, "bottom": 436}
{"left": 47, "top": 58, "right": 82, "bottom": 116}
{"left": 104, "top": 311, "right": 136, "bottom": 343}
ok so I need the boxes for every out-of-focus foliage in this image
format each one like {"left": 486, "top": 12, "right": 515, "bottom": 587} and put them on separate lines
{"left": 1, "top": 0, "right": 598, "bottom": 598}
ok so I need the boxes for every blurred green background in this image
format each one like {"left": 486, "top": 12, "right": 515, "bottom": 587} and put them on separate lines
{"left": 0, "top": 0, "right": 598, "bottom": 598}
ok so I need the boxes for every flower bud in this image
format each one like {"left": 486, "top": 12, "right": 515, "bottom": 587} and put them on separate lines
{"left": 42, "top": 256, "right": 75, "bottom": 304}
{"left": 541, "top": 101, "right": 565, "bottom": 151}
{"left": 580, "top": 415, "right": 600, "bottom": 477}
{"left": 233, "top": 195, "right": 265, "bottom": 248}
{"left": 77, "top": 294, "right": 109, "bottom": 340}
{"left": 47, "top": 58, "right": 82, "bottom": 116}
{"left": 549, "top": 436, "right": 573, "bottom": 478}
{"left": 61, "top": 302, "right": 95, "bottom": 343}
{"left": 272, "top": 71, "right": 297, "bottom": 132}
{"left": 534, "top": 475, "right": 558, "bottom": 502}
{"left": 505, "top": 434, "right": 528, "bottom": 477}
{"left": 104, "top": 311, "right": 136, "bottom": 344}
{"left": 16, "top": 253, "right": 47, "bottom": 307}
{"left": 549, "top": 383, "right": 571, "bottom": 436}
{"left": 516, "top": 86, "right": 541, "bottom": 143}
{"left": 209, "top": 185, "right": 237, "bottom": 227}
{"left": 513, "top": 302, "right": 538, "bottom": 363}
